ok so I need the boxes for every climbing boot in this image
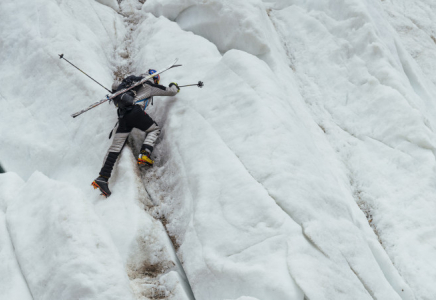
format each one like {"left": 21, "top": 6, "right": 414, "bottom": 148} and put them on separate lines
{"left": 91, "top": 176, "right": 111, "bottom": 197}
{"left": 138, "top": 150, "right": 154, "bottom": 166}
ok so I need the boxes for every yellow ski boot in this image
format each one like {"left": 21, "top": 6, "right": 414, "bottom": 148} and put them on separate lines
{"left": 138, "top": 151, "right": 154, "bottom": 166}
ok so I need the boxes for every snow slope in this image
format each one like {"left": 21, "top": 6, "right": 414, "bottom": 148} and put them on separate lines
{"left": 1, "top": 0, "right": 436, "bottom": 299}
{"left": 143, "top": 0, "right": 436, "bottom": 299}
{"left": 0, "top": 173, "right": 32, "bottom": 300}
{"left": 268, "top": 1, "right": 436, "bottom": 299}
{"left": 0, "top": 0, "right": 192, "bottom": 299}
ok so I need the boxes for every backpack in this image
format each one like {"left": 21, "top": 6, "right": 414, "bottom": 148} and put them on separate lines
{"left": 112, "top": 75, "right": 143, "bottom": 109}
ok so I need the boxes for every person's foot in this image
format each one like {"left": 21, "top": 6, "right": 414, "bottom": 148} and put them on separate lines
{"left": 137, "top": 150, "right": 154, "bottom": 166}
{"left": 91, "top": 176, "right": 111, "bottom": 197}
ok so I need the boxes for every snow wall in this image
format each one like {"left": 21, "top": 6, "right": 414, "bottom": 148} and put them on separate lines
{"left": 1, "top": 0, "right": 436, "bottom": 299}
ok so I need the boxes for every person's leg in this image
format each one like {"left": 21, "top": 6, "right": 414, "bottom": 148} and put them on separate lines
{"left": 126, "top": 106, "right": 160, "bottom": 165}
{"left": 141, "top": 122, "right": 160, "bottom": 154}
{"left": 92, "top": 119, "right": 131, "bottom": 196}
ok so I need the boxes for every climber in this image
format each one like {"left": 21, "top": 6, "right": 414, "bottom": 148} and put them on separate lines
{"left": 91, "top": 69, "right": 180, "bottom": 197}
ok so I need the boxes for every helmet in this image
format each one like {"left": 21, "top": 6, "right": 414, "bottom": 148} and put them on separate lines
{"left": 148, "top": 69, "right": 160, "bottom": 84}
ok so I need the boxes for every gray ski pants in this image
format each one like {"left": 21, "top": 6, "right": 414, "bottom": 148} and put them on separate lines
{"left": 99, "top": 105, "right": 160, "bottom": 178}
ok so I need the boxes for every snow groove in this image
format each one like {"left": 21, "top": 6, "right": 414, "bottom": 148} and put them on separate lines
{"left": 113, "top": 1, "right": 196, "bottom": 299}
{"left": 393, "top": 39, "right": 435, "bottom": 131}
{"left": 349, "top": 264, "right": 377, "bottom": 300}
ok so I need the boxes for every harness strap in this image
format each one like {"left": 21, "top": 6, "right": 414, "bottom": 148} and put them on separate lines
{"left": 108, "top": 121, "right": 119, "bottom": 139}
{"left": 135, "top": 97, "right": 153, "bottom": 111}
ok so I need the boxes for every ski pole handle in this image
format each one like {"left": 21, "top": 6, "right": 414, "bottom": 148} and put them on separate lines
{"left": 178, "top": 81, "right": 204, "bottom": 88}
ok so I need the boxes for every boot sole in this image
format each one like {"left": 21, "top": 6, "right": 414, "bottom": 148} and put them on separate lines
{"left": 91, "top": 181, "right": 110, "bottom": 197}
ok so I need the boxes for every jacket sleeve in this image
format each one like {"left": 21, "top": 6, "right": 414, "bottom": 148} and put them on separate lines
{"left": 143, "top": 81, "right": 178, "bottom": 97}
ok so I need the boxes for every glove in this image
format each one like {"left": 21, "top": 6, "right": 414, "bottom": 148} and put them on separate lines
{"left": 169, "top": 82, "right": 180, "bottom": 92}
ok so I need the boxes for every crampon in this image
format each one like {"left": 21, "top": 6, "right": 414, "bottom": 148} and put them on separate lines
{"left": 91, "top": 177, "right": 111, "bottom": 197}
{"left": 138, "top": 154, "right": 154, "bottom": 166}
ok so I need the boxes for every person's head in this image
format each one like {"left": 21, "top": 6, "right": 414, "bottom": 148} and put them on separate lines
{"left": 148, "top": 69, "right": 160, "bottom": 84}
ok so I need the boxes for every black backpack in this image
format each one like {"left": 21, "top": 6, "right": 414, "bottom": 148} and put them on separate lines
{"left": 112, "top": 75, "right": 143, "bottom": 109}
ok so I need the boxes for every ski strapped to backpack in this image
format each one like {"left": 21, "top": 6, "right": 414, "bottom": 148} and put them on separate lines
{"left": 71, "top": 59, "right": 182, "bottom": 118}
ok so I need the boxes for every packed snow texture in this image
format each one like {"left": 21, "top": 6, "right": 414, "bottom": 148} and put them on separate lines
{"left": 0, "top": 173, "right": 32, "bottom": 300}
{"left": 1, "top": 0, "right": 436, "bottom": 299}
{"left": 0, "top": 0, "right": 192, "bottom": 299}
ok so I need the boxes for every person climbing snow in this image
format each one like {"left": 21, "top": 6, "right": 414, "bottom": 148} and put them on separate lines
{"left": 91, "top": 69, "right": 180, "bottom": 197}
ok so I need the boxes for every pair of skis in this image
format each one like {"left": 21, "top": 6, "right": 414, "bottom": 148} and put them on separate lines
{"left": 71, "top": 59, "right": 181, "bottom": 118}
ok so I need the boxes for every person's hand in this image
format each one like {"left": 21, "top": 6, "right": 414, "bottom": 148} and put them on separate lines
{"left": 169, "top": 82, "right": 180, "bottom": 92}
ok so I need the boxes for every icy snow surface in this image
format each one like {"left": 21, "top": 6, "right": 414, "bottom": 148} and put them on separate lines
{"left": 1, "top": 0, "right": 436, "bottom": 299}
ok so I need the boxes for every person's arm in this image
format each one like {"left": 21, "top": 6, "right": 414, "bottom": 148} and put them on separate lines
{"left": 142, "top": 81, "right": 179, "bottom": 97}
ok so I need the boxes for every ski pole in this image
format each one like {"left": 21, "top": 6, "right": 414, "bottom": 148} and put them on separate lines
{"left": 58, "top": 54, "right": 112, "bottom": 93}
{"left": 178, "top": 81, "right": 204, "bottom": 88}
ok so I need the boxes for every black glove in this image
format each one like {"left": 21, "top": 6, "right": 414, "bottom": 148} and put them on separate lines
{"left": 169, "top": 82, "right": 180, "bottom": 92}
